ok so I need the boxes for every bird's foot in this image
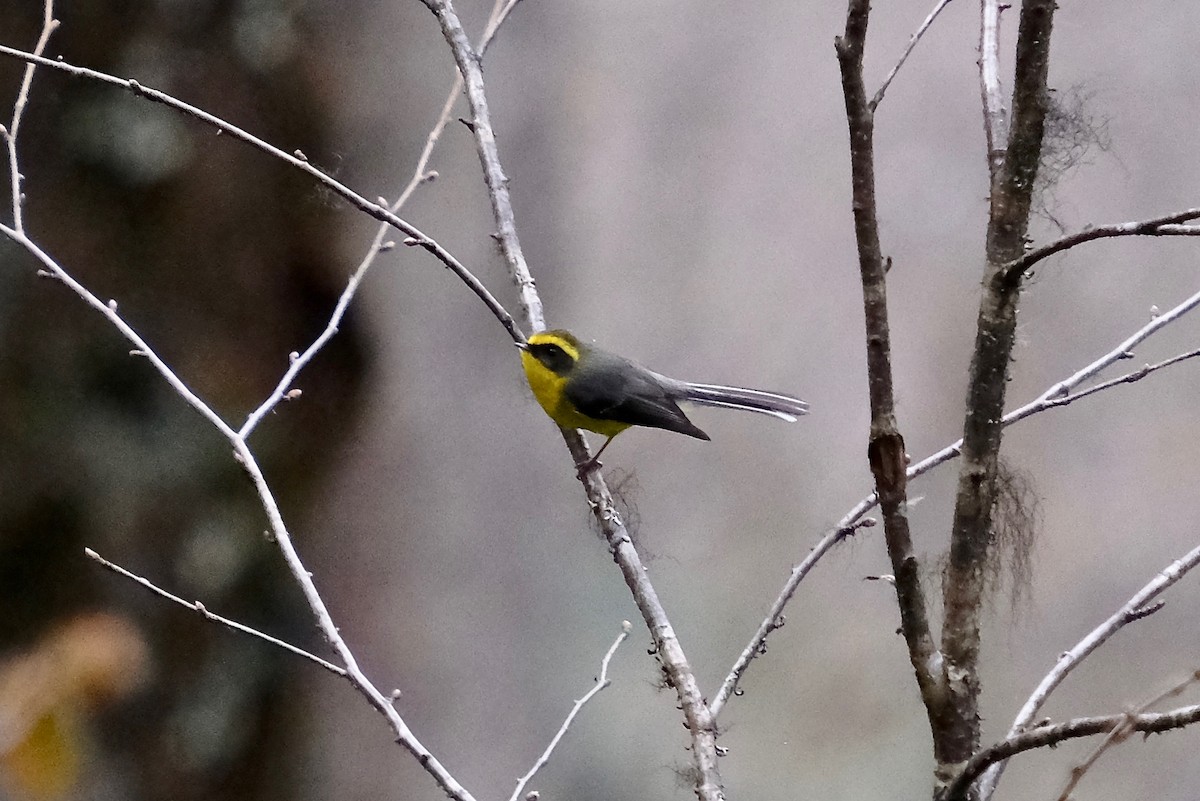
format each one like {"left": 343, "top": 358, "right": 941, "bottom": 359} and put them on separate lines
{"left": 575, "top": 456, "right": 603, "bottom": 480}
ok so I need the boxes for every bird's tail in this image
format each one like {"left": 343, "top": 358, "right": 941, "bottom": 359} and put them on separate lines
{"left": 678, "top": 381, "right": 809, "bottom": 422}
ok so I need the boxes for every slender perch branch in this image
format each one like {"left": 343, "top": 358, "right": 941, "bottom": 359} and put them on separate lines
{"left": 417, "top": 2, "right": 724, "bottom": 798}
{"left": 241, "top": 0, "right": 528, "bottom": 441}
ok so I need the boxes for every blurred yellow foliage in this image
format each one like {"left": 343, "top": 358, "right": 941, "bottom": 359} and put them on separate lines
{"left": 0, "top": 613, "right": 148, "bottom": 800}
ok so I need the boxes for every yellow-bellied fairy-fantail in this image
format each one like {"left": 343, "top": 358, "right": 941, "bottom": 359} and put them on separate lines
{"left": 518, "top": 329, "right": 807, "bottom": 472}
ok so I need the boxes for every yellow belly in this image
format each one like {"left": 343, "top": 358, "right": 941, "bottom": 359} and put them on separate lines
{"left": 521, "top": 351, "right": 631, "bottom": 437}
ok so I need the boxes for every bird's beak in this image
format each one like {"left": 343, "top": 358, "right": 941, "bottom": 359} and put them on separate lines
{"left": 515, "top": 341, "right": 529, "bottom": 351}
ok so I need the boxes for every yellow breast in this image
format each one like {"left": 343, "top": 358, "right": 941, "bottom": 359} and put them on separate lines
{"left": 520, "top": 351, "right": 631, "bottom": 437}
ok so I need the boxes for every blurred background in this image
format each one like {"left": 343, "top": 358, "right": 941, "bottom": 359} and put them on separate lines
{"left": 1, "top": 1, "right": 1198, "bottom": 800}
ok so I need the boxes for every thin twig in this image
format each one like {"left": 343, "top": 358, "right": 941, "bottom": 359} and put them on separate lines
{"left": 943, "top": 702, "right": 1200, "bottom": 801}
{"left": 722, "top": 288, "right": 1200, "bottom": 717}
{"left": 1002, "top": 208, "right": 1200, "bottom": 281}
{"left": 974, "top": 541, "right": 1200, "bottom": 801}
{"left": 710, "top": 517, "right": 874, "bottom": 717}
{"left": 240, "top": 0, "right": 532, "bottom": 438}
{"left": 0, "top": 43, "right": 522, "bottom": 343}
{"left": 1055, "top": 670, "right": 1200, "bottom": 801}
{"left": 870, "top": 0, "right": 957, "bottom": 110}
{"left": 508, "top": 622, "right": 631, "bottom": 801}
{"left": 85, "top": 547, "right": 346, "bottom": 676}
{"left": 2, "top": 0, "right": 57, "bottom": 233}
{"left": 241, "top": 239, "right": 378, "bottom": 438}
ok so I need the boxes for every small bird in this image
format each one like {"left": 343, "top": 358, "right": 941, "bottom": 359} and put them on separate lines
{"left": 518, "top": 329, "right": 807, "bottom": 473}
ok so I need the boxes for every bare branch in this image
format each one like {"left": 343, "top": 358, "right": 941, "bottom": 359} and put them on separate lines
{"left": 710, "top": 517, "right": 873, "bottom": 717}
{"left": 870, "top": 0, "right": 957, "bottom": 111}
{"left": 1002, "top": 207, "right": 1200, "bottom": 280}
{"left": 85, "top": 548, "right": 346, "bottom": 677}
{"left": 979, "top": 0, "right": 1007, "bottom": 178}
{"left": 2, "top": 0, "right": 57, "bottom": 233}
{"left": 942, "top": 702, "right": 1200, "bottom": 801}
{"left": 722, "top": 288, "right": 1200, "bottom": 718}
{"left": 418, "top": 0, "right": 544, "bottom": 331}
{"left": 480, "top": 0, "right": 526, "bottom": 52}
{"left": 837, "top": 0, "right": 942, "bottom": 736}
{"left": 416, "top": 3, "right": 723, "bottom": 797}
{"left": 1055, "top": 671, "right": 1200, "bottom": 801}
{"left": 975, "top": 541, "right": 1200, "bottom": 800}
{"left": 240, "top": 0, "right": 533, "bottom": 439}
{"left": 0, "top": 230, "right": 478, "bottom": 801}
{"left": 941, "top": 1, "right": 1057, "bottom": 779}
{"left": 508, "top": 622, "right": 631, "bottom": 801}
{"left": 0, "top": 43, "right": 522, "bottom": 343}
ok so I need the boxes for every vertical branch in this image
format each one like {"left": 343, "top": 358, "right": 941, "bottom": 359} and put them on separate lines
{"left": 835, "top": 0, "right": 945, "bottom": 753}
{"left": 978, "top": 0, "right": 1007, "bottom": 180}
{"left": 3, "top": 0, "right": 57, "bottom": 233}
{"left": 941, "top": 0, "right": 1057, "bottom": 787}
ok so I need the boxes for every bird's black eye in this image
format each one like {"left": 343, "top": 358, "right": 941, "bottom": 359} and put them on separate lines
{"left": 532, "top": 342, "right": 574, "bottom": 375}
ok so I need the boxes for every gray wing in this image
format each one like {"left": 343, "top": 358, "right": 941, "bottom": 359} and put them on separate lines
{"left": 564, "top": 351, "right": 710, "bottom": 440}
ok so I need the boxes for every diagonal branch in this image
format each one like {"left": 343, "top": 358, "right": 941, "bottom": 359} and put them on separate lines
{"left": 1054, "top": 670, "right": 1200, "bottom": 801}
{"left": 1002, "top": 207, "right": 1200, "bottom": 281}
{"left": 85, "top": 548, "right": 346, "bottom": 677}
{"left": 0, "top": 43, "right": 522, "bottom": 343}
{"left": 871, "top": 0, "right": 958, "bottom": 111}
{"left": 942, "top": 702, "right": 1200, "bottom": 801}
{"left": 508, "top": 622, "right": 631, "bottom": 801}
{"left": 240, "top": 0, "right": 527, "bottom": 441}
{"left": 417, "top": 0, "right": 544, "bottom": 331}
{"left": 975, "top": 541, "right": 1200, "bottom": 800}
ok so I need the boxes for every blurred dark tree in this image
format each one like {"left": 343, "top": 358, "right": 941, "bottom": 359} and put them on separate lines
{"left": 0, "top": 1, "right": 367, "bottom": 799}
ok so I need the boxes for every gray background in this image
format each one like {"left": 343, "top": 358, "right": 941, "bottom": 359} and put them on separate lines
{"left": 305, "top": 2, "right": 1200, "bottom": 800}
